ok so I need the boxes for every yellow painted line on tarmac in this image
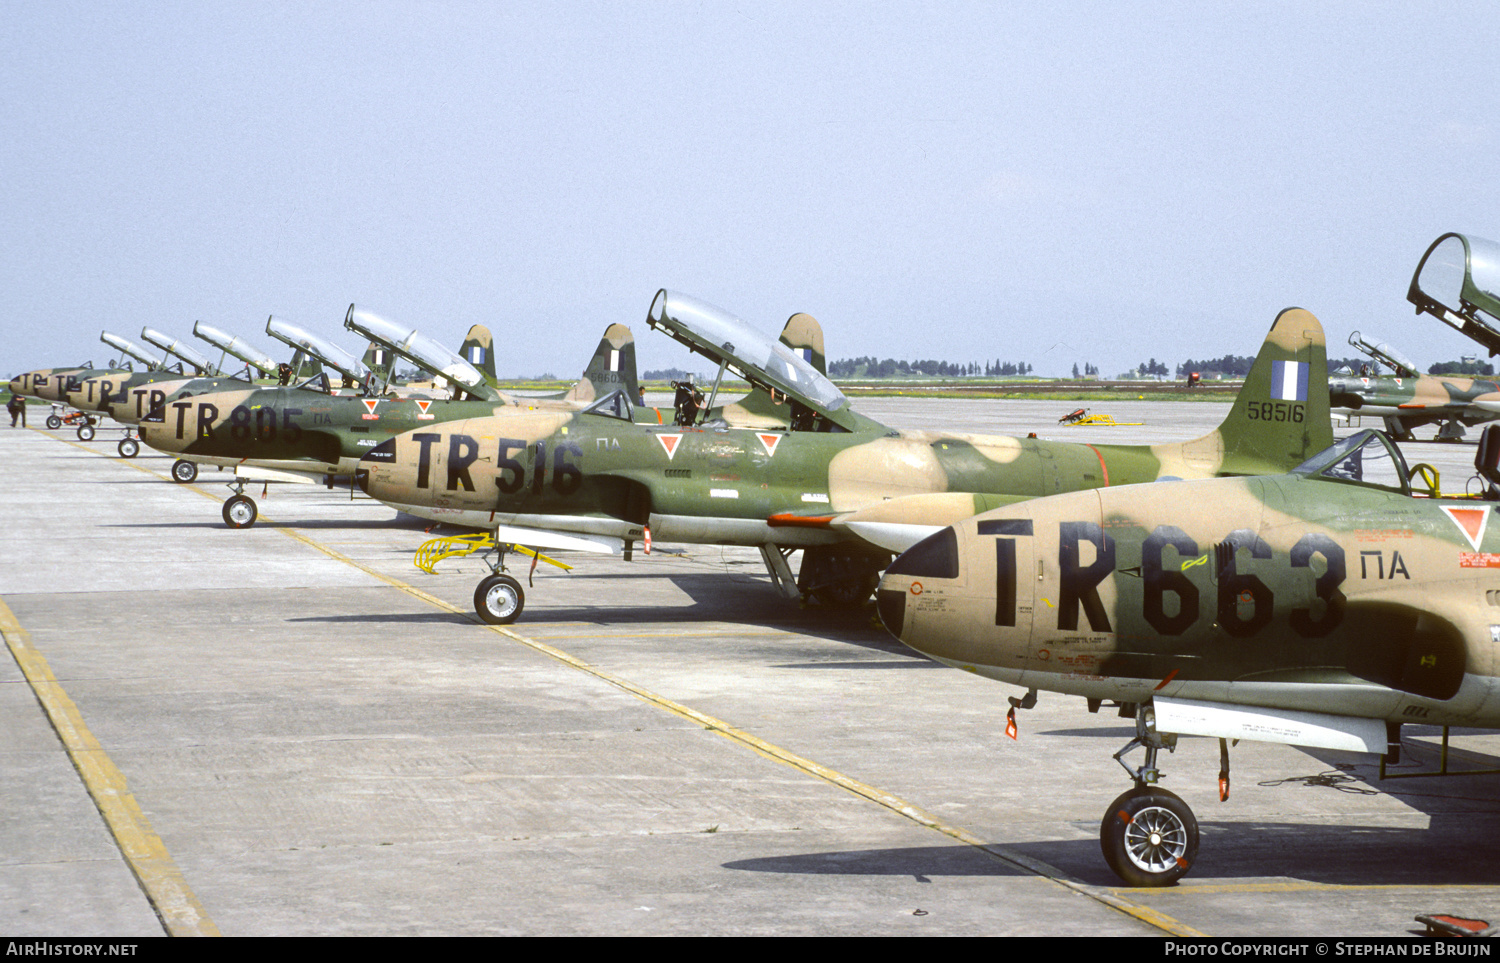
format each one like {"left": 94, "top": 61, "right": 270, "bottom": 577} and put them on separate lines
{"left": 69, "top": 434, "right": 1204, "bottom": 937}
{"left": 0, "top": 598, "right": 219, "bottom": 937}
{"left": 1170, "top": 881, "right": 1495, "bottom": 895}
{"left": 263, "top": 524, "right": 1205, "bottom": 937}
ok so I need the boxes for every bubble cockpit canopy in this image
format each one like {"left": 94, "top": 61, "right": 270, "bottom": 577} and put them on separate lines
{"left": 100, "top": 331, "right": 163, "bottom": 371}
{"left": 1346, "top": 331, "right": 1418, "bottom": 379}
{"left": 194, "top": 322, "right": 279, "bottom": 377}
{"left": 140, "top": 327, "right": 217, "bottom": 376}
{"left": 343, "top": 305, "right": 498, "bottom": 402}
{"left": 645, "top": 290, "right": 853, "bottom": 430}
{"left": 265, "top": 316, "right": 369, "bottom": 386}
{"left": 1409, "top": 232, "right": 1500, "bottom": 356}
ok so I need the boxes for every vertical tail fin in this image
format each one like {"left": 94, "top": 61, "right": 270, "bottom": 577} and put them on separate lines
{"left": 780, "top": 312, "right": 826, "bottom": 375}
{"left": 362, "top": 341, "right": 394, "bottom": 386}
{"left": 563, "top": 324, "right": 638, "bottom": 404}
{"left": 458, "top": 325, "right": 497, "bottom": 385}
{"left": 1199, "top": 307, "right": 1332, "bottom": 475}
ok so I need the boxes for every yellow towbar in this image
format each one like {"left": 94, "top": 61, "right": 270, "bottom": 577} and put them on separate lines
{"left": 413, "top": 533, "right": 572, "bottom": 575}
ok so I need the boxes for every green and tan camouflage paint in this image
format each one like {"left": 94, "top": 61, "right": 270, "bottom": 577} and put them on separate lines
{"left": 879, "top": 434, "right": 1500, "bottom": 729}
{"left": 357, "top": 308, "right": 1333, "bottom": 555}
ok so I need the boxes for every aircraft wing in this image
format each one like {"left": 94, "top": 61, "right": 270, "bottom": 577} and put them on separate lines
{"left": 490, "top": 524, "right": 621, "bottom": 555}
{"left": 1152, "top": 697, "right": 1386, "bottom": 754}
{"left": 819, "top": 491, "right": 1041, "bottom": 553}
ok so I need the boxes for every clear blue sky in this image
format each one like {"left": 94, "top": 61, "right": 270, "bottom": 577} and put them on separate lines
{"left": 5, "top": 1, "right": 1498, "bottom": 380}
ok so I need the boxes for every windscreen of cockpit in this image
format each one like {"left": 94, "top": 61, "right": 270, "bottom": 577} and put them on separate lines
{"left": 583, "top": 388, "right": 633, "bottom": 421}
{"left": 648, "top": 291, "right": 847, "bottom": 413}
{"left": 265, "top": 317, "right": 369, "bottom": 384}
{"left": 344, "top": 307, "right": 484, "bottom": 392}
{"left": 1291, "top": 430, "right": 1410, "bottom": 494}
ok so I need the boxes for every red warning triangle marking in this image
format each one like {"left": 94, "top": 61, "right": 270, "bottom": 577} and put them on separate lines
{"left": 757, "top": 433, "right": 782, "bottom": 457}
{"left": 362, "top": 399, "right": 379, "bottom": 414}
{"left": 415, "top": 399, "right": 431, "bottom": 414}
{"left": 1442, "top": 506, "right": 1489, "bottom": 551}
{"left": 656, "top": 433, "right": 682, "bottom": 460}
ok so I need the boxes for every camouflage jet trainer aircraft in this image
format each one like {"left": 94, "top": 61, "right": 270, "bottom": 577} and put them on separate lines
{"left": 11, "top": 328, "right": 255, "bottom": 454}
{"left": 877, "top": 426, "right": 1500, "bottom": 886}
{"left": 1329, "top": 330, "right": 1500, "bottom": 441}
{"left": 138, "top": 301, "right": 829, "bottom": 528}
{"left": 137, "top": 309, "right": 642, "bottom": 528}
{"left": 354, "top": 290, "right": 1333, "bottom": 625}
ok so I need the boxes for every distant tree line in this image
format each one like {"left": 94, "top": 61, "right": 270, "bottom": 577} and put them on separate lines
{"left": 1177, "top": 355, "right": 1255, "bottom": 377}
{"left": 1428, "top": 359, "right": 1495, "bottom": 376}
{"left": 827, "top": 357, "right": 1032, "bottom": 378}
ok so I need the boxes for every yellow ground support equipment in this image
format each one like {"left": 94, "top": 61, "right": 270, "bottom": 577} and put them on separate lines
{"left": 1064, "top": 413, "right": 1143, "bottom": 427}
{"left": 414, "top": 533, "right": 572, "bottom": 575}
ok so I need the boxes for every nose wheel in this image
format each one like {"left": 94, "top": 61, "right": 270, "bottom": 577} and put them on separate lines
{"left": 474, "top": 573, "right": 524, "bottom": 624}
{"left": 223, "top": 494, "right": 258, "bottom": 528}
{"left": 1100, "top": 787, "right": 1198, "bottom": 887}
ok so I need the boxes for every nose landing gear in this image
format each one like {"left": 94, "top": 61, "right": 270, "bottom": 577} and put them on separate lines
{"left": 222, "top": 479, "right": 259, "bottom": 528}
{"left": 1100, "top": 703, "right": 1200, "bottom": 887}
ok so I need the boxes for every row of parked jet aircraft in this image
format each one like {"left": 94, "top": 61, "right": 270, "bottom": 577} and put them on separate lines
{"left": 13, "top": 232, "right": 1500, "bottom": 888}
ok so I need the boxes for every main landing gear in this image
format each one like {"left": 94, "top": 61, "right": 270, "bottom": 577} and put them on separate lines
{"left": 1100, "top": 702, "right": 1200, "bottom": 887}
{"left": 794, "top": 546, "right": 891, "bottom": 607}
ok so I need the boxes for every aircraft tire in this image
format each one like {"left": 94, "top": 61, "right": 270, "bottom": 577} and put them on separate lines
{"left": 45, "top": 414, "right": 61, "bottom": 430}
{"left": 171, "top": 459, "right": 198, "bottom": 484}
{"left": 223, "top": 494, "right": 257, "bottom": 529}
{"left": 118, "top": 438, "right": 140, "bottom": 458}
{"left": 1099, "top": 787, "right": 1198, "bottom": 887}
{"left": 76, "top": 424, "right": 95, "bottom": 441}
{"left": 474, "top": 574, "right": 524, "bottom": 625}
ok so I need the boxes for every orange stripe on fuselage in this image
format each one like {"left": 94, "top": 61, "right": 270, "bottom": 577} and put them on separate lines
{"left": 1085, "top": 444, "right": 1110, "bottom": 486}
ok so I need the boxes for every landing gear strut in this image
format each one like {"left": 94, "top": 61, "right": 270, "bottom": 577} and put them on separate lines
{"left": 1099, "top": 703, "right": 1199, "bottom": 886}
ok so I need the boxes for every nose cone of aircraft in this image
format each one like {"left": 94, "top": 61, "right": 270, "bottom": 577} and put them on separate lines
{"left": 356, "top": 438, "right": 397, "bottom": 495}
{"left": 878, "top": 510, "right": 1047, "bottom": 687}
{"left": 876, "top": 526, "right": 963, "bottom": 657}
